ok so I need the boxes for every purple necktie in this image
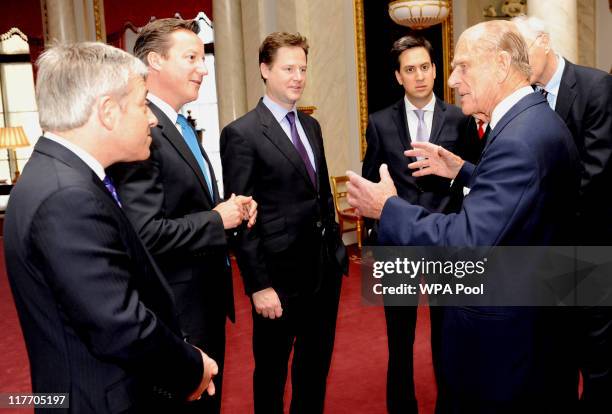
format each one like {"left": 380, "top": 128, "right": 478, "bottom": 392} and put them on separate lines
{"left": 286, "top": 111, "right": 316, "bottom": 186}
{"left": 103, "top": 176, "right": 122, "bottom": 207}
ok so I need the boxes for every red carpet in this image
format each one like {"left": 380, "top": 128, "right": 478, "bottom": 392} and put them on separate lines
{"left": 0, "top": 242, "right": 436, "bottom": 413}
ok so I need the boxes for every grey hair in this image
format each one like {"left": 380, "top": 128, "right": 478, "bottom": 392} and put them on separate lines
{"left": 512, "top": 15, "right": 550, "bottom": 44}
{"left": 36, "top": 42, "right": 148, "bottom": 132}
{"left": 470, "top": 20, "right": 532, "bottom": 80}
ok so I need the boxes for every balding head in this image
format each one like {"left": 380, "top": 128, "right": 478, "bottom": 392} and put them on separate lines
{"left": 449, "top": 20, "right": 531, "bottom": 119}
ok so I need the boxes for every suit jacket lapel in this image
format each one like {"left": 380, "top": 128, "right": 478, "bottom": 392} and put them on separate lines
{"left": 149, "top": 103, "right": 215, "bottom": 204}
{"left": 392, "top": 98, "right": 411, "bottom": 153}
{"left": 429, "top": 98, "right": 446, "bottom": 145}
{"left": 555, "top": 59, "right": 577, "bottom": 123}
{"left": 34, "top": 137, "right": 178, "bottom": 306}
{"left": 35, "top": 137, "right": 118, "bottom": 208}
{"left": 481, "top": 93, "right": 548, "bottom": 159}
{"left": 256, "top": 100, "right": 316, "bottom": 191}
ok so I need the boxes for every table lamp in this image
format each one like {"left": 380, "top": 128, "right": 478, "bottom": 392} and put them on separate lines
{"left": 0, "top": 126, "right": 30, "bottom": 183}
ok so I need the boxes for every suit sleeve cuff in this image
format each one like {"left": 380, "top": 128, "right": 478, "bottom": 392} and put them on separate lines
{"left": 455, "top": 162, "right": 476, "bottom": 187}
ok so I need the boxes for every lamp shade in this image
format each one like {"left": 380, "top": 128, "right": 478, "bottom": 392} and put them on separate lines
{"left": 0, "top": 126, "right": 30, "bottom": 149}
{"left": 389, "top": 0, "right": 450, "bottom": 30}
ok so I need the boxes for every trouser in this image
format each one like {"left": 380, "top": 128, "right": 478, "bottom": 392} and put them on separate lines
{"left": 252, "top": 273, "right": 342, "bottom": 414}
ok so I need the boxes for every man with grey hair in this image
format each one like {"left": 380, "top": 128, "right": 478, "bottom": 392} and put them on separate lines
{"left": 4, "top": 42, "right": 217, "bottom": 412}
{"left": 347, "top": 20, "right": 581, "bottom": 412}
{"left": 513, "top": 15, "right": 612, "bottom": 410}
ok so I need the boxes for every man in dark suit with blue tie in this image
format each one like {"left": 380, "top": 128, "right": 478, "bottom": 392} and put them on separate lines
{"left": 514, "top": 15, "right": 612, "bottom": 411}
{"left": 4, "top": 42, "right": 217, "bottom": 412}
{"left": 361, "top": 35, "right": 474, "bottom": 414}
{"left": 347, "top": 21, "right": 581, "bottom": 412}
{"left": 220, "top": 32, "right": 347, "bottom": 414}
{"left": 108, "top": 18, "right": 256, "bottom": 413}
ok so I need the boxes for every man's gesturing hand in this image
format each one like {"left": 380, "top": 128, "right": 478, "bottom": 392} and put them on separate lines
{"left": 405, "top": 142, "right": 464, "bottom": 179}
{"left": 346, "top": 164, "right": 397, "bottom": 220}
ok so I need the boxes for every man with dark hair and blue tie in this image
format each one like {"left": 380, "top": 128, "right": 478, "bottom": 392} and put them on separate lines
{"left": 108, "top": 18, "right": 256, "bottom": 413}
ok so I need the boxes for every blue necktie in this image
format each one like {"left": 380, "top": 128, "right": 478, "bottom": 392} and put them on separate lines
{"left": 103, "top": 176, "right": 122, "bottom": 207}
{"left": 176, "top": 114, "right": 214, "bottom": 197}
{"left": 285, "top": 111, "right": 316, "bottom": 186}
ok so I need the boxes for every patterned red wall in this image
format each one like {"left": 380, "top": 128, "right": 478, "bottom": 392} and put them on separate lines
{"left": 104, "top": 0, "right": 213, "bottom": 37}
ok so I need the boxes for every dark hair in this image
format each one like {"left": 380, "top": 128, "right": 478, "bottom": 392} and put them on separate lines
{"left": 259, "top": 32, "right": 309, "bottom": 66}
{"left": 390, "top": 36, "right": 434, "bottom": 70}
{"left": 133, "top": 18, "right": 200, "bottom": 65}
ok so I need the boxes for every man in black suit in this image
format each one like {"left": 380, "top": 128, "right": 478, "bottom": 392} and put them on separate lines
{"left": 514, "top": 15, "right": 612, "bottom": 411}
{"left": 220, "top": 32, "right": 347, "bottom": 414}
{"left": 108, "top": 18, "right": 256, "bottom": 413}
{"left": 4, "top": 42, "right": 217, "bottom": 412}
{"left": 361, "top": 35, "right": 474, "bottom": 414}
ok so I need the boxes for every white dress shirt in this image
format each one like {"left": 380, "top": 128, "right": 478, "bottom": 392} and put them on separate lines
{"left": 147, "top": 93, "right": 214, "bottom": 182}
{"left": 404, "top": 94, "right": 436, "bottom": 143}
{"left": 490, "top": 86, "right": 535, "bottom": 130}
{"left": 540, "top": 53, "right": 565, "bottom": 110}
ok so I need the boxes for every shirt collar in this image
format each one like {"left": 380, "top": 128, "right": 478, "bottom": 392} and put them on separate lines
{"left": 404, "top": 94, "right": 436, "bottom": 112}
{"left": 262, "top": 95, "right": 297, "bottom": 123}
{"left": 147, "top": 93, "right": 179, "bottom": 125}
{"left": 490, "top": 86, "right": 535, "bottom": 130}
{"left": 543, "top": 53, "right": 565, "bottom": 97}
{"left": 44, "top": 132, "right": 105, "bottom": 181}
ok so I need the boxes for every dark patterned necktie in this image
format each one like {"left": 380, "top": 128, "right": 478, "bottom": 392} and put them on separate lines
{"left": 285, "top": 111, "right": 316, "bottom": 186}
{"left": 103, "top": 175, "right": 122, "bottom": 207}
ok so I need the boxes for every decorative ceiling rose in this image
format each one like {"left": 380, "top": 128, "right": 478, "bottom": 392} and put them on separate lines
{"left": 388, "top": 0, "right": 450, "bottom": 30}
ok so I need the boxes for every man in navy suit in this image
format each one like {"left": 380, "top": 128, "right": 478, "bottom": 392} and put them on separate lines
{"left": 4, "top": 42, "right": 217, "bottom": 412}
{"left": 513, "top": 17, "right": 612, "bottom": 410}
{"left": 361, "top": 35, "right": 474, "bottom": 414}
{"left": 108, "top": 19, "right": 256, "bottom": 413}
{"left": 347, "top": 21, "right": 581, "bottom": 412}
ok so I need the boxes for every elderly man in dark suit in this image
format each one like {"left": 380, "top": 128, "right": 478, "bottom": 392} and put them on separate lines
{"left": 4, "top": 42, "right": 217, "bottom": 412}
{"left": 220, "top": 32, "right": 347, "bottom": 414}
{"left": 347, "top": 21, "right": 581, "bottom": 413}
{"left": 108, "top": 18, "right": 256, "bottom": 413}
{"left": 361, "top": 35, "right": 474, "bottom": 414}
{"left": 514, "top": 15, "right": 612, "bottom": 411}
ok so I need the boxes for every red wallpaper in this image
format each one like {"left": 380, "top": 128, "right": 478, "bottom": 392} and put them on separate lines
{"left": 0, "top": 0, "right": 212, "bottom": 65}
{"left": 104, "top": 0, "right": 213, "bottom": 37}
{"left": 0, "top": 0, "right": 44, "bottom": 64}
{"left": 0, "top": 0, "right": 43, "bottom": 39}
